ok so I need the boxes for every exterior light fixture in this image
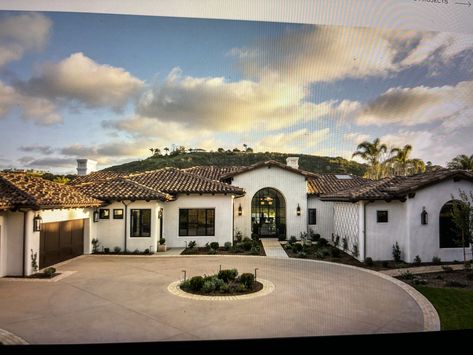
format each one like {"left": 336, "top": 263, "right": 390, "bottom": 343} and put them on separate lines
{"left": 421, "top": 207, "right": 428, "bottom": 225}
{"left": 238, "top": 204, "right": 242, "bottom": 216}
{"left": 93, "top": 210, "right": 99, "bottom": 223}
{"left": 158, "top": 208, "right": 163, "bottom": 219}
{"left": 296, "top": 204, "right": 301, "bottom": 216}
{"left": 33, "top": 214, "right": 42, "bottom": 232}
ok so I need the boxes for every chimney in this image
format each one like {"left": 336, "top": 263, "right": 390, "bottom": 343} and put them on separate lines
{"left": 77, "top": 159, "right": 97, "bottom": 176}
{"left": 286, "top": 157, "right": 299, "bottom": 170}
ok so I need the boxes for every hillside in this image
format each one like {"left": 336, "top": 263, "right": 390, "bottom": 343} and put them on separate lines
{"left": 103, "top": 152, "right": 367, "bottom": 176}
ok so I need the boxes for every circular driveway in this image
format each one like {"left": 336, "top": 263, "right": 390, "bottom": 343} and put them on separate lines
{"left": 0, "top": 255, "right": 433, "bottom": 344}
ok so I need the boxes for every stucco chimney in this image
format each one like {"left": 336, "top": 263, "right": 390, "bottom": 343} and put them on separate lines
{"left": 286, "top": 157, "right": 299, "bottom": 170}
{"left": 77, "top": 159, "right": 97, "bottom": 176}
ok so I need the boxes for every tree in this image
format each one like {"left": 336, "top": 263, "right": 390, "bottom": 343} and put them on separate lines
{"left": 164, "top": 147, "right": 169, "bottom": 155}
{"left": 245, "top": 147, "right": 254, "bottom": 153}
{"left": 352, "top": 138, "right": 388, "bottom": 179}
{"left": 217, "top": 147, "right": 225, "bottom": 153}
{"left": 53, "top": 176, "right": 70, "bottom": 184}
{"left": 447, "top": 154, "right": 473, "bottom": 171}
{"left": 450, "top": 189, "right": 473, "bottom": 267}
{"left": 388, "top": 145, "right": 425, "bottom": 176}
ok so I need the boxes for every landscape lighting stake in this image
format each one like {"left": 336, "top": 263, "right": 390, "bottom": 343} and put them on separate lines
{"left": 182, "top": 270, "right": 186, "bottom": 281}
{"left": 219, "top": 264, "right": 222, "bottom": 272}
{"left": 254, "top": 268, "right": 258, "bottom": 281}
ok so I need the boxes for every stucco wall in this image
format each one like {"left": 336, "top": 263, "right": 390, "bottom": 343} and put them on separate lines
{"left": 163, "top": 194, "right": 234, "bottom": 248}
{"left": 307, "top": 197, "right": 334, "bottom": 240}
{"left": 333, "top": 202, "right": 362, "bottom": 260}
{"left": 232, "top": 166, "right": 307, "bottom": 239}
{"left": 0, "top": 214, "right": 6, "bottom": 277}
{"left": 406, "top": 179, "right": 473, "bottom": 263}
{"left": 95, "top": 201, "right": 162, "bottom": 253}
{"left": 365, "top": 201, "right": 407, "bottom": 261}
{"left": 4, "top": 211, "right": 26, "bottom": 276}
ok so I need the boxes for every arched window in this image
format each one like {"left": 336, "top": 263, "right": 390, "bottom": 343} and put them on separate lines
{"left": 439, "top": 200, "right": 470, "bottom": 248}
{"left": 251, "top": 188, "right": 286, "bottom": 238}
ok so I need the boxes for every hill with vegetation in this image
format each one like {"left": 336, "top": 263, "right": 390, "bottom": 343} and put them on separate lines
{"left": 103, "top": 151, "right": 367, "bottom": 176}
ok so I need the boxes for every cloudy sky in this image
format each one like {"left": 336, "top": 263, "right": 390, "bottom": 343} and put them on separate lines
{"left": 0, "top": 11, "right": 472, "bottom": 173}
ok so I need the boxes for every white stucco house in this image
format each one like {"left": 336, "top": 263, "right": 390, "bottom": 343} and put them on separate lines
{"left": 1, "top": 157, "right": 472, "bottom": 277}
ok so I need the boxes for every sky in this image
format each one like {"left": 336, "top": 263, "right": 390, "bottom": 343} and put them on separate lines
{"left": 0, "top": 11, "right": 472, "bottom": 174}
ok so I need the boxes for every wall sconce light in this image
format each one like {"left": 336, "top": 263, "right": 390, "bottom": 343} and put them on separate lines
{"left": 421, "top": 207, "right": 428, "bottom": 225}
{"left": 238, "top": 204, "right": 242, "bottom": 216}
{"left": 93, "top": 210, "right": 99, "bottom": 223}
{"left": 158, "top": 208, "right": 163, "bottom": 219}
{"left": 296, "top": 204, "right": 301, "bottom": 216}
{"left": 33, "top": 214, "right": 42, "bottom": 232}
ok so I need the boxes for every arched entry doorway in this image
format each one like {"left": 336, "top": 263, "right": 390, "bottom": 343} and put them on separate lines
{"left": 251, "top": 188, "right": 286, "bottom": 238}
{"left": 439, "top": 200, "right": 469, "bottom": 248}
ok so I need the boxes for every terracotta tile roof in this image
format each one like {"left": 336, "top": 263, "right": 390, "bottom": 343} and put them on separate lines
{"left": 183, "top": 166, "right": 244, "bottom": 181}
{"left": 69, "top": 171, "right": 130, "bottom": 185}
{"left": 320, "top": 169, "right": 473, "bottom": 202}
{"left": 127, "top": 167, "right": 245, "bottom": 195}
{"left": 0, "top": 173, "right": 102, "bottom": 210}
{"left": 307, "top": 174, "right": 369, "bottom": 196}
{"left": 74, "top": 178, "right": 174, "bottom": 202}
{"left": 220, "top": 160, "right": 319, "bottom": 179}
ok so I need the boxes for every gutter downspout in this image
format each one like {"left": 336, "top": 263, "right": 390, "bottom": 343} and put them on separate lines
{"left": 363, "top": 201, "right": 373, "bottom": 260}
{"left": 122, "top": 201, "right": 131, "bottom": 252}
{"left": 22, "top": 210, "right": 27, "bottom": 277}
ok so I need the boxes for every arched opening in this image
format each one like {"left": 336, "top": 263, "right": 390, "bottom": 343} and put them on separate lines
{"left": 439, "top": 200, "right": 470, "bottom": 248}
{"left": 251, "top": 188, "right": 286, "bottom": 238}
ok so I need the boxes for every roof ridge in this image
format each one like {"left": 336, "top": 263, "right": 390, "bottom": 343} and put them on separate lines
{"left": 0, "top": 173, "right": 39, "bottom": 206}
{"left": 119, "top": 177, "right": 174, "bottom": 200}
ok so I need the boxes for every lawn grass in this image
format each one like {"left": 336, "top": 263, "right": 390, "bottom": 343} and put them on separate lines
{"left": 415, "top": 286, "right": 473, "bottom": 331}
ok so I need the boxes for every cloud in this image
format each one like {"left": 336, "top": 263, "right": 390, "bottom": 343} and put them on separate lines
{"left": 355, "top": 80, "right": 473, "bottom": 126}
{"left": 253, "top": 128, "right": 329, "bottom": 153}
{"left": 19, "top": 145, "right": 54, "bottom": 155}
{"left": 136, "top": 68, "right": 356, "bottom": 132}
{"left": 0, "top": 13, "right": 52, "bottom": 67}
{"left": 17, "top": 52, "right": 144, "bottom": 110}
{"left": 24, "top": 157, "right": 75, "bottom": 168}
{"left": 230, "top": 26, "right": 473, "bottom": 84}
{"left": 343, "top": 132, "right": 371, "bottom": 144}
{"left": 401, "top": 32, "right": 473, "bottom": 67}
{"left": 0, "top": 81, "right": 62, "bottom": 125}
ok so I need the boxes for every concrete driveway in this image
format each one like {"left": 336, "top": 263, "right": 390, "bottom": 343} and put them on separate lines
{"left": 0, "top": 255, "right": 433, "bottom": 344}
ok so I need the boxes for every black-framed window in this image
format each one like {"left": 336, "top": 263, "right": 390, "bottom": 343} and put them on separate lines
{"left": 377, "top": 210, "right": 388, "bottom": 223}
{"left": 113, "top": 209, "right": 124, "bottom": 219}
{"left": 130, "top": 209, "right": 151, "bottom": 237}
{"left": 179, "top": 209, "right": 215, "bottom": 236}
{"left": 308, "top": 209, "right": 317, "bottom": 225}
{"left": 99, "top": 209, "right": 110, "bottom": 219}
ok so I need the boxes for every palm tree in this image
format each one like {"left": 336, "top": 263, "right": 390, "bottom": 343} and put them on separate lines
{"left": 164, "top": 147, "right": 169, "bottom": 155}
{"left": 387, "top": 145, "right": 426, "bottom": 176}
{"left": 447, "top": 154, "right": 473, "bottom": 171}
{"left": 352, "top": 138, "right": 388, "bottom": 179}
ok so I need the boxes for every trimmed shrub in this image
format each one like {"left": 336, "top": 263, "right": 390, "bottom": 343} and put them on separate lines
{"left": 189, "top": 276, "right": 204, "bottom": 291}
{"left": 220, "top": 283, "right": 230, "bottom": 293}
{"left": 312, "top": 233, "right": 321, "bottom": 242}
{"left": 365, "top": 257, "right": 374, "bottom": 266}
{"left": 180, "top": 279, "right": 191, "bottom": 289}
{"left": 234, "top": 230, "right": 243, "bottom": 243}
{"left": 289, "top": 236, "right": 297, "bottom": 245}
{"left": 202, "top": 280, "right": 217, "bottom": 293}
{"left": 250, "top": 246, "right": 260, "bottom": 255}
{"left": 318, "top": 238, "right": 328, "bottom": 247}
{"left": 392, "top": 242, "right": 401, "bottom": 262}
{"left": 91, "top": 238, "right": 100, "bottom": 253}
{"left": 432, "top": 256, "right": 442, "bottom": 265}
{"left": 43, "top": 267, "right": 56, "bottom": 278}
{"left": 242, "top": 239, "right": 253, "bottom": 251}
{"left": 441, "top": 266, "right": 454, "bottom": 273}
{"left": 113, "top": 246, "right": 121, "bottom": 253}
{"left": 292, "top": 243, "right": 303, "bottom": 253}
{"left": 159, "top": 238, "right": 166, "bottom": 245}
{"left": 133, "top": 249, "right": 140, "bottom": 254}
{"left": 352, "top": 243, "right": 359, "bottom": 258}
{"left": 237, "top": 283, "right": 247, "bottom": 292}
{"left": 331, "top": 247, "right": 341, "bottom": 258}
{"left": 297, "top": 251, "right": 307, "bottom": 258}
{"left": 239, "top": 273, "right": 255, "bottom": 289}
{"left": 218, "top": 269, "right": 238, "bottom": 282}
{"left": 188, "top": 240, "right": 197, "bottom": 249}
{"left": 399, "top": 270, "right": 414, "bottom": 280}
{"left": 231, "top": 245, "right": 244, "bottom": 253}
{"left": 208, "top": 248, "right": 217, "bottom": 255}
{"left": 413, "top": 278, "right": 427, "bottom": 285}
{"left": 210, "top": 242, "right": 219, "bottom": 250}
{"left": 413, "top": 255, "right": 422, "bottom": 266}
{"left": 144, "top": 248, "right": 150, "bottom": 254}
{"left": 382, "top": 260, "right": 389, "bottom": 268}
{"left": 278, "top": 235, "right": 286, "bottom": 241}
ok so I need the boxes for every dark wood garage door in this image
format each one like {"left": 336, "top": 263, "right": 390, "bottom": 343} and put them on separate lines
{"left": 40, "top": 219, "right": 84, "bottom": 268}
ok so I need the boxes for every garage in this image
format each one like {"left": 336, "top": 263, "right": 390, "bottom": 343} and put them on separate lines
{"left": 40, "top": 219, "right": 85, "bottom": 269}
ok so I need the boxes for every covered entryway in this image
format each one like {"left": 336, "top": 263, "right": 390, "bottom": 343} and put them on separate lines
{"left": 251, "top": 188, "right": 286, "bottom": 238}
{"left": 40, "top": 219, "right": 85, "bottom": 268}
{"left": 439, "top": 200, "right": 470, "bottom": 248}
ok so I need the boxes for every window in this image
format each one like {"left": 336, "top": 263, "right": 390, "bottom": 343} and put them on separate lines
{"left": 130, "top": 209, "right": 151, "bottom": 237}
{"left": 99, "top": 209, "right": 110, "bottom": 219}
{"left": 179, "top": 209, "right": 215, "bottom": 236}
{"left": 113, "top": 209, "right": 124, "bottom": 219}
{"left": 308, "top": 209, "right": 317, "bottom": 225}
{"left": 376, "top": 210, "right": 388, "bottom": 223}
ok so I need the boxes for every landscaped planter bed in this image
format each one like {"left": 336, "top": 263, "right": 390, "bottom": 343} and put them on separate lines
{"left": 181, "top": 239, "right": 265, "bottom": 256}
{"left": 396, "top": 269, "right": 473, "bottom": 289}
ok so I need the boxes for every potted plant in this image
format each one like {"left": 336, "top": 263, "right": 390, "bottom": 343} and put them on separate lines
{"left": 158, "top": 238, "right": 167, "bottom": 252}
